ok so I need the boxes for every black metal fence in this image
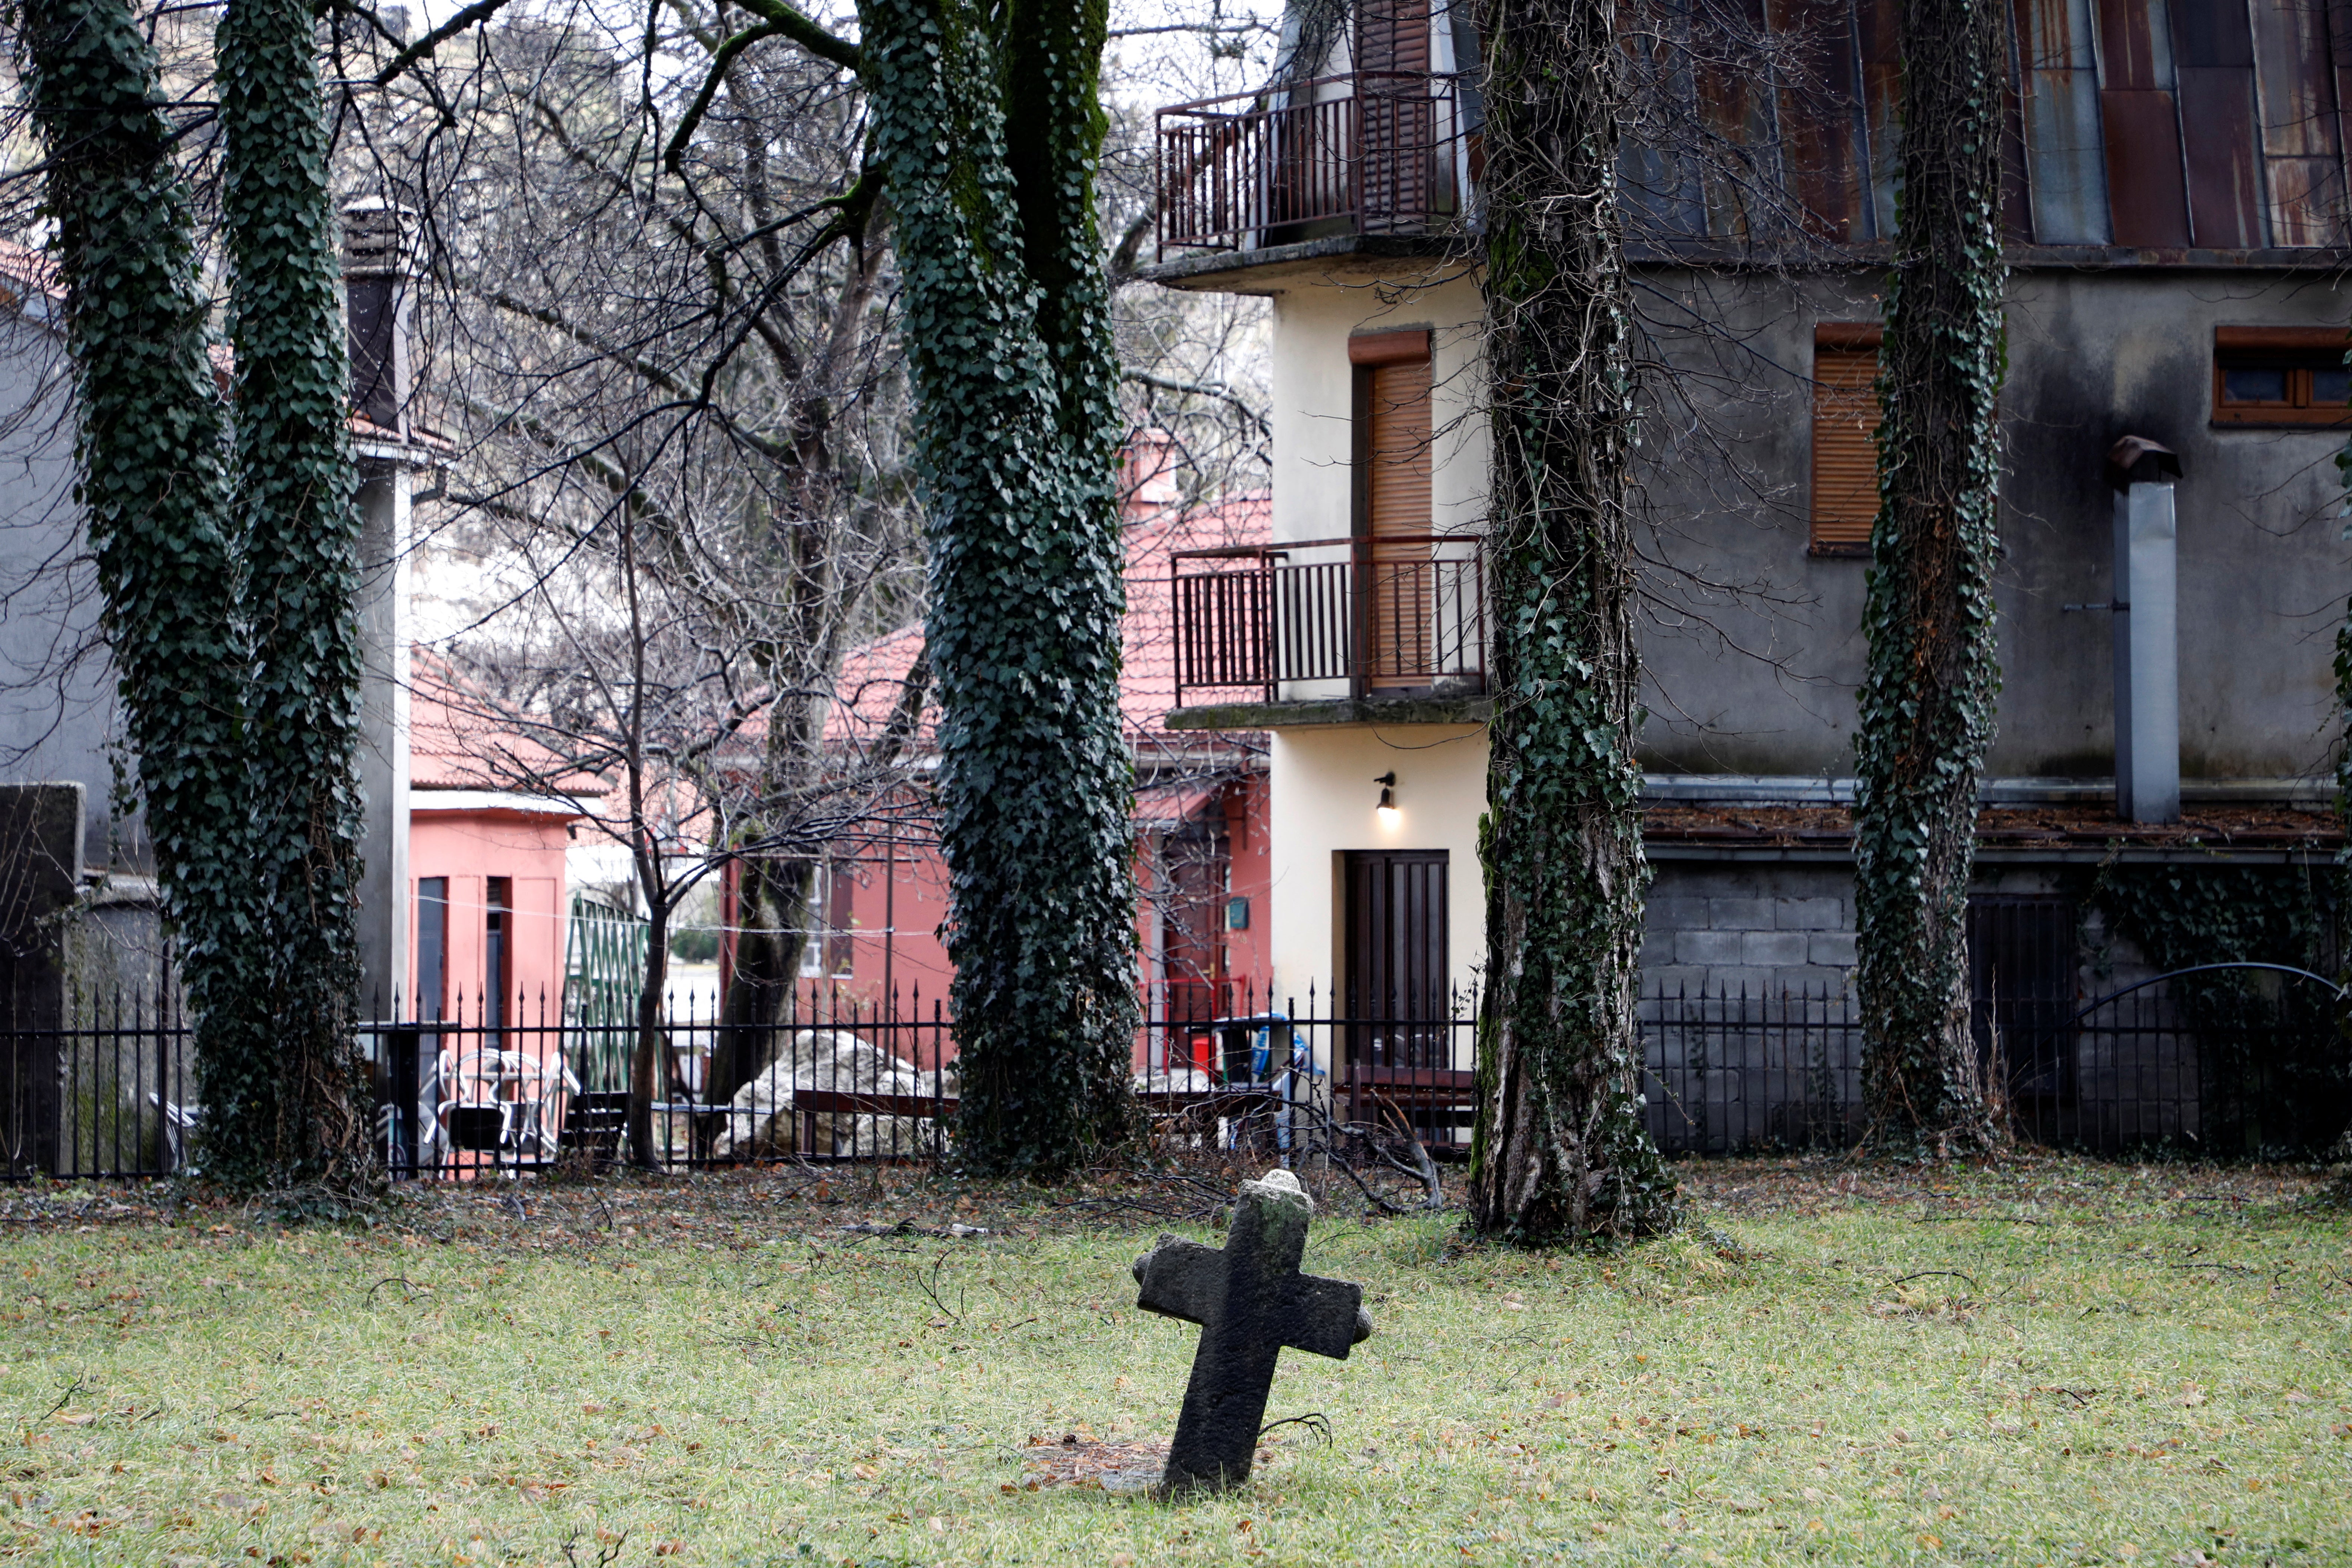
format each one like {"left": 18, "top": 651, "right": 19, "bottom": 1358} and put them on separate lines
{"left": 1639, "top": 969, "right": 2351, "bottom": 1158}
{"left": 4, "top": 970, "right": 2345, "bottom": 1179}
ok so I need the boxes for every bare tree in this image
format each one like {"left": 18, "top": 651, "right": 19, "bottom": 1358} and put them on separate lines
{"left": 332, "top": 3, "right": 931, "bottom": 1149}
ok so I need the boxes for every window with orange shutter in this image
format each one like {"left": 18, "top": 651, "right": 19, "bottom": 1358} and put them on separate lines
{"left": 1352, "top": 330, "right": 1435, "bottom": 686}
{"left": 1810, "top": 324, "right": 1881, "bottom": 556}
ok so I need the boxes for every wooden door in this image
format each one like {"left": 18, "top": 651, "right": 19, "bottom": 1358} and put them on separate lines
{"left": 1342, "top": 849, "right": 1449, "bottom": 1050}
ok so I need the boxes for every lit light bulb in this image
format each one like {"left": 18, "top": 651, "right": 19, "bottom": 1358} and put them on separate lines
{"left": 1374, "top": 772, "right": 1399, "bottom": 823}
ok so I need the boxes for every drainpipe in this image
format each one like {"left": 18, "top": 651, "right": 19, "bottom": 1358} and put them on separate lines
{"left": 2105, "top": 436, "right": 2182, "bottom": 825}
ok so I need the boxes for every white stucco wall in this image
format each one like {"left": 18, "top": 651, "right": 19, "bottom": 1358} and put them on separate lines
{"left": 1264, "top": 722, "right": 1490, "bottom": 1015}
{"left": 1251, "top": 265, "right": 1496, "bottom": 1018}
{"left": 1265, "top": 268, "right": 1489, "bottom": 547}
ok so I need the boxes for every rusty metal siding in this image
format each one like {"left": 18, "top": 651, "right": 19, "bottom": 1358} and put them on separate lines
{"left": 1694, "top": 70, "right": 1778, "bottom": 243}
{"left": 2178, "top": 68, "right": 2272, "bottom": 242}
{"left": 2171, "top": 0, "right": 2268, "bottom": 243}
{"left": 1622, "top": 5, "right": 1710, "bottom": 241}
{"left": 2170, "top": 0, "right": 2254, "bottom": 64}
{"left": 2094, "top": 0, "right": 2194, "bottom": 243}
{"left": 2004, "top": 9, "right": 2040, "bottom": 239}
{"left": 2099, "top": 90, "right": 2195, "bottom": 242}
{"left": 2016, "top": 0, "right": 2116, "bottom": 241}
{"left": 1855, "top": 0, "right": 1902, "bottom": 239}
{"left": 2250, "top": 0, "right": 2347, "bottom": 242}
{"left": 1768, "top": 0, "right": 1869, "bottom": 241}
{"left": 1603, "top": 0, "right": 2344, "bottom": 252}
{"left": 2097, "top": 0, "right": 2177, "bottom": 84}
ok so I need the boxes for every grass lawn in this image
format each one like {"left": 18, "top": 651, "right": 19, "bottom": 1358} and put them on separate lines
{"left": 0, "top": 1156, "right": 2346, "bottom": 1567}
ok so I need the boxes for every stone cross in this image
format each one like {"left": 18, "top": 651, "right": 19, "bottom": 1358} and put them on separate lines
{"left": 1132, "top": 1168, "right": 1373, "bottom": 1494}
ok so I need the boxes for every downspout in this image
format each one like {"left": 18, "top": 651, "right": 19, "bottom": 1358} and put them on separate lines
{"left": 2106, "top": 436, "right": 2183, "bottom": 824}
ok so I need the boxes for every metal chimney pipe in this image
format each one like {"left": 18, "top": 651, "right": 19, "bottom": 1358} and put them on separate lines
{"left": 2105, "top": 436, "right": 2182, "bottom": 824}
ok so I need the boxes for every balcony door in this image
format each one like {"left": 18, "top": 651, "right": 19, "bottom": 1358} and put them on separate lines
{"left": 1352, "top": 329, "right": 1435, "bottom": 691}
{"left": 1356, "top": 0, "right": 1433, "bottom": 230}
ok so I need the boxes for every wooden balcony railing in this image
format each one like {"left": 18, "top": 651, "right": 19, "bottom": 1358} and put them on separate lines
{"left": 1156, "top": 72, "right": 1480, "bottom": 257}
{"left": 1171, "top": 535, "right": 1488, "bottom": 707}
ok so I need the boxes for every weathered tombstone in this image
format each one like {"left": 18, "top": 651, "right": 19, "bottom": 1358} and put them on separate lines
{"left": 1132, "top": 1168, "right": 1373, "bottom": 1494}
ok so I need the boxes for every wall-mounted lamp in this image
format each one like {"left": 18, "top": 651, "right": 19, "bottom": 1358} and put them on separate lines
{"left": 1374, "top": 771, "right": 1399, "bottom": 823}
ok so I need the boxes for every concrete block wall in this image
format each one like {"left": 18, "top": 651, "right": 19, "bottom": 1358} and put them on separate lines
{"left": 1641, "top": 862, "right": 1856, "bottom": 996}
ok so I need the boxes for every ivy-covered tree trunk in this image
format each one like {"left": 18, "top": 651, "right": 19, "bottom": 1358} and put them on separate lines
{"left": 1468, "top": 0, "right": 1676, "bottom": 1243}
{"left": 859, "top": 0, "right": 1137, "bottom": 1173}
{"left": 2329, "top": 593, "right": 2352, "bottom": 1169}
{"left": 18, "top": 0, "right": 264, "bottom": 1165}
{"left": 217, "top": 0, "right": 373, "bottom": 1185}
{"left": 1851, "top": 0, "right": 2007, "bottom": 1157}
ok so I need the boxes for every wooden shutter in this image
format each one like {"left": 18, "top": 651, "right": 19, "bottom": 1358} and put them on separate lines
{"left": 1810, "top": 325, "right": 1881, "bottom": 553}
{"left": 1355, "top": 0, "right": 1432, "bottom": 230}
{"left": 1366, "top": 359, "right": 1433, "bottom": 538}
{"left": 1355, "top": 0, "right": 1430, "bottom": 75}
{"left": 1353, "top": 331, "right": 1434, "bottom": 684}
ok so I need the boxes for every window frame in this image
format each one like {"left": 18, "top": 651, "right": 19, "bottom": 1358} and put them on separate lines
{"left": 2211, "top": 326, "right": 2352, "bottom": 428}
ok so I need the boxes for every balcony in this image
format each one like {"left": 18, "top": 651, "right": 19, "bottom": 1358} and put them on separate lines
{"left": 1155, "top": 72, "right": 1480, "bottom": 260}
{"left": 1170, "top": 535, "right": 1488, "bottom": 718}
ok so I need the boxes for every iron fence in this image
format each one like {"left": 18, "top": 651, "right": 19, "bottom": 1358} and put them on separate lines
{"left": 5, "top": 968, "right": 2345, "bottom": 1179}
{"left": 1639, "top": 970, "right": 2351, "bottom": 1158}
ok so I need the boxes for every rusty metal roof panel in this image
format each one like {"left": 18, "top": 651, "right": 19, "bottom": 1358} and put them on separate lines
{"left": 2019, "top": 0, "right": 2098, "bottom": 69}
{"left": 2179, "top": 66, "right": 2271, "bottom": 244}
{"left": 2266, "top": 155, "right": 2348, "bottom": 240}
{"left": 2249, "top": 0, "right": 2348, "bottom": 241}
{"left": 2251, "top": 0, "right": 2339, "bottom": 154}
{"left": 1598, "top": 0, "right": 2349, "bottom": 258}
{"left": 1767, "top": 0, "right": 1868, "bottom": 242}
{"left": 2099, "top": 89, "right": 2194, "bottom": 243}
{"left": 2022, "top": 66, "right": 2115, "bottom": 240}
{"left": 2170, "top": 0, "right": 2255, "bottom": 66}
{"left": 2096, "top": 0, "right": 2178, "bottom": 87}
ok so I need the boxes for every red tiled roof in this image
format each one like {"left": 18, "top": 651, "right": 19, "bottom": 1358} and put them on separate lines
{"left": 828, "top": 491, "right": 1273, "bottom": 749}
{"left": 410, "top": 653, "right": 602, "bottom": 799}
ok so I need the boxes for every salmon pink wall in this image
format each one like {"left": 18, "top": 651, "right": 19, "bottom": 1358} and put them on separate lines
{"left": 823, "top": 775, "right": 1273, "bottom": 1037}
{"left": 408, "top": 809, "right": 571, "bottom": 1020}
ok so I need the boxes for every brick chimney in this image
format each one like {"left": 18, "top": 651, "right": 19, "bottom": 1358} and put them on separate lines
{"left": 342, "top": 198, "right": 414, "bottom": 443}
{"left": 1121, "top": 428, "right": 1182, "bottom": 519}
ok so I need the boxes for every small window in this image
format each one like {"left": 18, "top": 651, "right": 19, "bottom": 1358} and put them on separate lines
{"left": 416, "top": 877, "right": 449, "bottom": 1022}
{"left": 1809, "top": 324, "right": 1881, "bottom": 556}
{"left": 2213, "top": 327, "right": 2352, "bottom": 427}
{"left": 485, "top": 876, "right": 511, "bottom": 1032}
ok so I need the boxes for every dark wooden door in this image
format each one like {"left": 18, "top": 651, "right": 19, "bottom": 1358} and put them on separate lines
{"left": 1342, "top": 849, "right": 1448, "bottom": 1058}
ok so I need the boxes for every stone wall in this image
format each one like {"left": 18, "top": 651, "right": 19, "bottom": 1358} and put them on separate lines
{"left": 1640, "top": 861, "right": 1855, "bottom": 996}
